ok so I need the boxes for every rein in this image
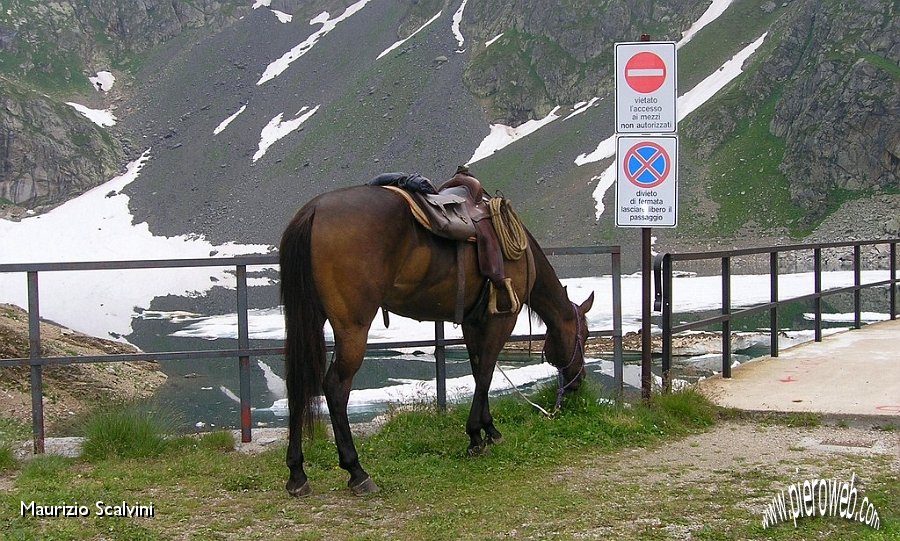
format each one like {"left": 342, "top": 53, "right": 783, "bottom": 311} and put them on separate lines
{"left": 498, "top": 301, "right": 585, "bottom": 418}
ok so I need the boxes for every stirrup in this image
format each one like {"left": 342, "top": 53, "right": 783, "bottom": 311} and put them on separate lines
{"left": 488, "top": 278, "right": 521, "bottom": 315}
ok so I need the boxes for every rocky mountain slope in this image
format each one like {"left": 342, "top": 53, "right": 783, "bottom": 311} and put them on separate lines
{"left": 0, "top": 0, "right": 255, "bottom": 208}
{"left": 0, "top": 0, "right": 897, "bottom": 251}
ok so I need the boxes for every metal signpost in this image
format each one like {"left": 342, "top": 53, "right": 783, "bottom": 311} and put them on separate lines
{"left": 614, "top": 37, "right": 678, "bottom": 399}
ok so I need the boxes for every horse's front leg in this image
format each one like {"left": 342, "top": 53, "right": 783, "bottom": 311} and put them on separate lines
{"left": 323, "top": 337, "right": 379, "bottom": 495}
{"left": 463, "top": 317, "right": 514, "bottom": 455}
{"left": 465, "top": 366, "right": 490, "bottom": 455}
{"left": 465, "top": 375, "right": 504, "bottom": 455}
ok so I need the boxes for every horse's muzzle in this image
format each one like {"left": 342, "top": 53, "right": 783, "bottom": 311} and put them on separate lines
{"left": 564, "top": 368, "right": 585, "bottom": 392}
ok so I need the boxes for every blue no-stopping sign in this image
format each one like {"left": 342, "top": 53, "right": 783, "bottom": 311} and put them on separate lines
{"left": 623, "top": 142, "right": 670, "bottom": 188}
{"left": 616, "top": 136, "right": 678, "bottom": 227}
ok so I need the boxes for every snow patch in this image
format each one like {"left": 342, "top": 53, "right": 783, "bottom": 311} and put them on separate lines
{"left": 0, "top": 151, "right": 272, "bottom": 339}
{"left": 468, "top": 106, "right": 561, "bottom": 164}
{"left": 253, "top": 105, "right": 320, "bottom": 162}
{"left": 213, "top": 104, "right": 247, "bottom": 135}
{"left": 66, "top": 102, "right": 116, "bottom": 127}
{"left": 451, "top": 0, "right": 468, "bottom": 50}
{"left": 377, "top": 10, "right": 442, "bottom": 60}
{"left": 258, "top": 0, "right": 371, "bottom": 85}
{"left": 270, "top": 9, "right": 292, "bottom": 23}
{"left": 678, "top": 0, "right": 735, "bottom": 47}
{"left": 90, "top": 71, "right": 114, "bottom": 92}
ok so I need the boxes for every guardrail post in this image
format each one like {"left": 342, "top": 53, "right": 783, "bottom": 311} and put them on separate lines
{"left": 611, "top": 250, "right": 623, "bottom": 399}
{"left": 641, "top": 229, "right": 652, "bottom": 400}
{"left": 434, "top": 321, "right": 447, "bottom": 411}
{"left": 769, "top": 251, "right": 779, "bottom": 357}
{"left": 853, "top": 245, "right": 861, "bottom": 329}
{"left": 814, "top": 248, "right": 822, "bottom": 342}
{"left": 660, "top": 254, "right": 673, "bottom": 392}
{"left": 892, "top": 242, "right": 897, "bottom": 321}
{"left": 721, "top": 257, "right": 732, "bottom": 378}
{"left": 27, "top": 271, "right": 45, "bottom": 454}
{"left": 236, "top": 265, "right": 252, "bottom": 443}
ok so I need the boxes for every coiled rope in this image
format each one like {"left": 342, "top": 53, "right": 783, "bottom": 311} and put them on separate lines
{"left": 489, "top": 197, "right": 528, "bottom": 261}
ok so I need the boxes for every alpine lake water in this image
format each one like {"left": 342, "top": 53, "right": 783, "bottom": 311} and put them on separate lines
{"left": 124, "top": 282, "right": 851, "bottom": 433}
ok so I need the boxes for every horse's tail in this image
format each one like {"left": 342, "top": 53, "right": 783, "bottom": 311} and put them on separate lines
{"left": 279, "top": 204, "right": 327, "bottom": 437}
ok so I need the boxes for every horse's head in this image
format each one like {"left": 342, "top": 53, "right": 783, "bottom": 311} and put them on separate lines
{"left": 543, "top": 292, "right": 594, "bottom": 394}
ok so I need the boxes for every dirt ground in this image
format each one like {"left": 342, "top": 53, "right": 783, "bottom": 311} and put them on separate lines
{"left": 548, "top": 419, "right": 899, "bottom": 538}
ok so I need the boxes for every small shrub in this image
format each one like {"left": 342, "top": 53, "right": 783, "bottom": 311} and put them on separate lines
{"left": 80, "top": 408, "right": 175, "bottom": 461}
{"left": 651, "top": 388, "right": 718, "bottom": 427}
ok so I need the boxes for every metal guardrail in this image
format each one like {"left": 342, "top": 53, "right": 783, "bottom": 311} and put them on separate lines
{"left": 0, "top": 246, "right": 623, "bottom": 454}
{"left": 653, "top": 239, "right": 899, "bottom": 391}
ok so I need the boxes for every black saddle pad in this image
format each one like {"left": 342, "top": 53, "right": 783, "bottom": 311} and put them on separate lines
{"left": 366, "top": 172, "right": 437, "bottom": 194}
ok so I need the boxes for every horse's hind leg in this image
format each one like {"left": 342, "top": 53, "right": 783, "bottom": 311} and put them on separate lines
{"left": 323, "top": 327, "right": 380, "bottom": 495}
{"left": 285, "top": 408, "right": 311, "bottom": 497}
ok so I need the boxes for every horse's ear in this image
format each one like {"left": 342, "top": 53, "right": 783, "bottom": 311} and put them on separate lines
{"left": 579, "top": 292, "right": 595, "bottom": 314}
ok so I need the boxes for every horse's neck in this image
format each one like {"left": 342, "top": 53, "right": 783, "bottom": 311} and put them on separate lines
{"left": 528, "top": 245, "right": 572, "bottom": 329}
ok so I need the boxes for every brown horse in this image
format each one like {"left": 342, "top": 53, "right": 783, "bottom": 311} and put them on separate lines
{"left": 279, "top": 185, "right": 593, "bottom": 496}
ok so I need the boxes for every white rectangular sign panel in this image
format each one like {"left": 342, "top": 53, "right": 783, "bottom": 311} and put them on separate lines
{"left": 616, "top": 135, "right": 678, "bottom": 227}
{"left": 615, "top": 41, "right": 677, "bottom": 134}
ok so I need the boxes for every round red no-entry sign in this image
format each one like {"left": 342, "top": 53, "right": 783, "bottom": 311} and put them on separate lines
{"left": 624, "top": 51, "right": 667, "bottom": 94}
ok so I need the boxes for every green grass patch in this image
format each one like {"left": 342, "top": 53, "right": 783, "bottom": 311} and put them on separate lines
{"left": 701, "top": 93, "right": 808, "bottom": 237}
{"left": 79, "top": 407, "right": 178, "bottom": 462}
{"left": 768, "top": 411, "right": 823, "bottom": 428}
{"left": 861, "top": 52, "right": 900, "bottom": 81}
{"left": 0, "top": 443, "right": 15, "bottom": 472}
{"left": 0, "top": 417, "right": 30, "bottom": 443}
{"left": 197, "top": 430, "right": 236, "bottom": 453}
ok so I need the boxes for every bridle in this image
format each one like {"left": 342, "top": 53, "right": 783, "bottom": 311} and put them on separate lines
{"left": 544, "top": 302, "right": 586, "bottom": 411}
{"left": 497, "top": 301, "right": 587, "bottom": 418}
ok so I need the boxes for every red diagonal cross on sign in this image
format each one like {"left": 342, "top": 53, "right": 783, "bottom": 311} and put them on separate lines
{"left": 632, "top": 148, "right": 664, "bottom": 182}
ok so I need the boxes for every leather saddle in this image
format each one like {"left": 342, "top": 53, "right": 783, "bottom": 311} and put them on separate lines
{"left": 369, "top": 170, "right": 522, "bottom": 318}
{"left": 370, "top": 172, "right": 485, "bottom": 242}
{"left": 416, "top": 185, "right": 489, "bottom": 242}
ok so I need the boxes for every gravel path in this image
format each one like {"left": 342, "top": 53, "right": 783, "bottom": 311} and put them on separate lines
{"left": 553, "top": 419, "right": 898, "bottom": 539}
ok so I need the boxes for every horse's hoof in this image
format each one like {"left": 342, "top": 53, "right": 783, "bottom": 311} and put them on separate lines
{"left": 466, "top": 444, "right": 490, "bottom": 457}
{"left": 486, "top": 434, "right": 504, "bottom": 445}
{"left": 286, "top": 480, "right": 312, "bottom": 498}
{"left": 349, "top": 477, "right": 380, "bottom": 496}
